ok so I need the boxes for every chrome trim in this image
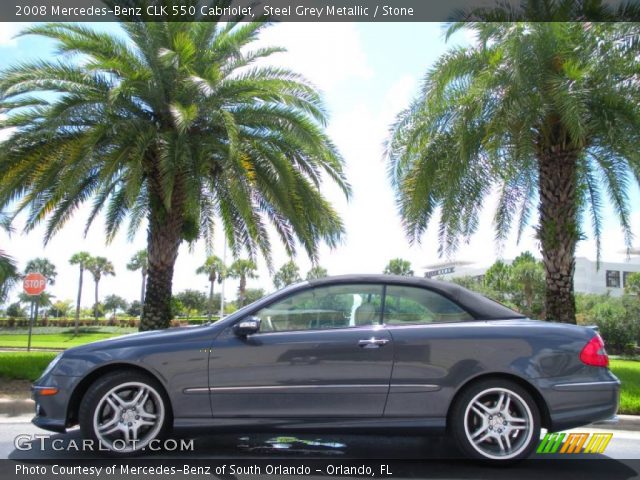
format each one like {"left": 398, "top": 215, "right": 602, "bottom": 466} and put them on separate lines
{"left": 552, "top": 380, "right": 620, "bottom": 391}
{"left": 183, "top": 387, "right": 210, "bottom": 394}
{"left": 389, "top": 384, "right": 441, "bottom": 393}
{"left": 184, "top": 384, "right": 440, "bottom": 394}
{"left": 393, "top": 384, "right": 439, "bottom": 388}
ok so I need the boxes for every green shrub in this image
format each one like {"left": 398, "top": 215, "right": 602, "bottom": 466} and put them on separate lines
{"left": 587, "top": 300, "right": 639, "bottom": 353}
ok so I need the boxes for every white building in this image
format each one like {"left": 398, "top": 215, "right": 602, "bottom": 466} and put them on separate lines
{"left": 424, "top": 252, "right": 640, "bottom": 297}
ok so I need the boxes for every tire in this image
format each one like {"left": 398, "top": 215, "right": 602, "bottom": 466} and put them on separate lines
{"left": 79, "top": 370, "right": 169, "bottom": 456}
{"left": 449, "top": 378, "right": 541, "bottom": 463}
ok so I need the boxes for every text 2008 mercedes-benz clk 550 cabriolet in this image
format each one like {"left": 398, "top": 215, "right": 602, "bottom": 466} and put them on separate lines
{"left": 32, "top": 275, "right": 619, "bottom": 461}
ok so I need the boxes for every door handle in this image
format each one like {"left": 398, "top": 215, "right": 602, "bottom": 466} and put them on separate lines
{"left": 358, "top": 337, "right": 389, "bottom": 348}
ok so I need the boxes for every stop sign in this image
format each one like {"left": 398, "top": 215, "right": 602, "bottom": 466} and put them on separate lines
{"left": 23, "top": 272, "right": 47, "bottom": 296}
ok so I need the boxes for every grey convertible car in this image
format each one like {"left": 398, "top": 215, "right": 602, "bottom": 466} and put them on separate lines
{"left": 31, "top": 275, "right": 619, "bottom": 461}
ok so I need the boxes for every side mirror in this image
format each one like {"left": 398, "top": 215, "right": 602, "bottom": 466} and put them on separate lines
{"left": 233, "top": 316, "right": 261, "bottom": 337}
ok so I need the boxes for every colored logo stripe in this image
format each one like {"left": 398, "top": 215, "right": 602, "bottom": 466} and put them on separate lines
{"left": 537, "top": 433, "right": 565, "bottom": 453}
{"left": 537, "top": 432, "right": 613, "bottom": 454}
{"left": 584, "top": 433, "right": 613, "bottom": 454}
{"left": 560, "top": 433, "right": 589, "bottom": 453}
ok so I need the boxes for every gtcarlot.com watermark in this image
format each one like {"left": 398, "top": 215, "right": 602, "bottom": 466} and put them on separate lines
{"left": 14, "top": 434, "right": 194, "bottom": 452}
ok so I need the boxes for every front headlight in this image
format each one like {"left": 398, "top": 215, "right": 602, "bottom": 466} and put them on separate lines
{"left": 40, "top": 353, "right": 63, "bottom": 378}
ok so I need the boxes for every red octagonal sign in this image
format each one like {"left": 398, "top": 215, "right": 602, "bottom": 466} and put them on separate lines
{"left": 23, "top": 272, "right": 47, "bottom": 296}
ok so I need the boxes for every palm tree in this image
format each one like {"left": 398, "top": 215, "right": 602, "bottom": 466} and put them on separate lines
{"left": 0, "top": 13, "right": 350, "bottom": 331}
{"left": 383, "top": 258, "right": 414, "bottom": 276}
{"left": 69, "top": 252, "right": 91, "bottom": 334}
{"left": 86, "top": 257, "right": 115, "bottom": 322}
{"left": 228, "top": 259, "right": 258, "bottom": 307}
{"left": 0, "top": 251, "right": 18, "bottom": 304}
{"left": 273, "top": 261, "right": 302, "bottom": 289}
{"left": 103, "top": 294, "right": 128, "bottom": 320}
{"left": 306, "top": 265, "right": 328, "bottom": 280}
{"left": 509, "top": 252, "right": 545, "bottom": 317}
{"left": 387, "top": 18, "right": 640, "bottom": 323}
{"left": 23, "top": 258, "right": 57, "bottom": 323}
{"left": 24, "top": 258, "right": 57, "bottom": 283}
{"left": 196, "top": 256, "right": 225, "bottom": 322}
{"left": 0, "top": 212, "right": 18, "bottom": 303}
{"left": 19, "top": 291, "right": 54, "bottom": 320}
{"left": 127, "top": 250, "right": 148, "bottom": 312}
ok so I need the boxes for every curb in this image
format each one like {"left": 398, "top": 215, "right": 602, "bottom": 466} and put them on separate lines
{"left": 0, "top": 399, "right": 34, "bottom": 416}
{"left": 0, "top": 398, "right": 638, "bottom": 431}
{"left": 591, "top": 414, "right": 640, "bottom": 432}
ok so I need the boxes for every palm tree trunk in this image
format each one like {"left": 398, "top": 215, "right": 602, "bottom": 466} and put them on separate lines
{"left": 239, "top": 275, "right": 246, "bottom": 307}
{"left": 525, "top": 285, "right": 533, "bottom": 314}
{"left": 34, "top": 297, "right": 39, "bottom": 327}
{"left": 208, "top": 279, "right": 214, "bottom": 322}
{"left": 142, "top": 229, "right": 181, "bottom": 330}
{"left": 94, "top": 279, "right": 99, "bottom": 323}
{"left": 140, "top": 161, "right": 185, "bottom": 331}
{"left": 141, "top": 210, "right": 184, "bottom": 330}
{"left": 140, "top": 271, "right": 146, "bottom": 311}
{"left": 75, "top": 267, "right": 83, "bottom": 335}
{"left": 538, "top": 146, "right": 578, "bottom": 324}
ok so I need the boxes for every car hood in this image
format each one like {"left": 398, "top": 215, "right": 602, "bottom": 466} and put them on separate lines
{"left": 65, "top": 324, "right": 223, "bottom": 353}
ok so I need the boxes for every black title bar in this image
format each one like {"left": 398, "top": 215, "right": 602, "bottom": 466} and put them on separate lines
{"left": 3, "top": 0, "right": 640, "bottom": 22}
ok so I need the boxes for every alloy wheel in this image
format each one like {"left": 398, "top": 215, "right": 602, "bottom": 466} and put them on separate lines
{"left": 463, "top": 387, "right": 534, "bottom": 460}
{"left": 92, "top": 381, "right": 165, "bottom": 452}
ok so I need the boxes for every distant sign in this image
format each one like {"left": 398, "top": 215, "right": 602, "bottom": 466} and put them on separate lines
{"left": 23, "top": 272, "right": 47, "bottom": 296}
{"left": 424, "top": 267, "right": 455, "bottom": 278}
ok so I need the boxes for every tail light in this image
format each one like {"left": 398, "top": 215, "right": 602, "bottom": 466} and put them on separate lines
{"left": 580, "top": 335, "right": 609, "bottom": 367}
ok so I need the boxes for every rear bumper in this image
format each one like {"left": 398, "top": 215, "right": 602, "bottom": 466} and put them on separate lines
{"left": 549, "top": 401, "right": 619, "bottom": 431}
{"left": 544, "top": 377, "right": 621, "bottom": 432}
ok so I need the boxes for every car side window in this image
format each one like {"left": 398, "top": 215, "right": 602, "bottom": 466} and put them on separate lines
{"left": 383, "top": 285, "right": 473, "bottom": 325}
{"left": 255, "top": 284, "right": 384, "bottom": 332}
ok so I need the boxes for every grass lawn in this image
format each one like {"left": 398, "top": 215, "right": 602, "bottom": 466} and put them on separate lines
{"left": 0, "top": 332, "right": 122, "bottom": 349}
{"left": 0, "top": 352, "right": 58, "bottom": 381}
{"left": 610, "top": 359, "right": 640, "bottom": 415}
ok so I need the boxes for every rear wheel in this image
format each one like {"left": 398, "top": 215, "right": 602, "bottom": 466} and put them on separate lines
{"left": 79, "top": 371, "right": 169, "bottom": 455}
{"left": 450, "top": 379, "right": 540, "bottom": 462}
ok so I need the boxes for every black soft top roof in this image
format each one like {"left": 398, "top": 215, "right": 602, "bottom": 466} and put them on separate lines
{"left": 307, "top": 274, "right": 525, "bottom": 321}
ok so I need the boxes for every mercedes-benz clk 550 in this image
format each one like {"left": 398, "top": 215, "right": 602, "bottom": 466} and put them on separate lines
{"left": 32, "top": 275, "right": 619, "bottom": 461}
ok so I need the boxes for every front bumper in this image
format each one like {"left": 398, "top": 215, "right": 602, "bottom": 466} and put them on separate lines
{"left": 32, "top": 416, "right": 66, "bottom": 433}
{"left": 31, "top": 375, "right": 81, "bottom": 434}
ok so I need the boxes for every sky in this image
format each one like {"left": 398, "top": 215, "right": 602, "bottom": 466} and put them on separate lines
{"left": 1, "top": 21, "right": 639, "bottom": 308}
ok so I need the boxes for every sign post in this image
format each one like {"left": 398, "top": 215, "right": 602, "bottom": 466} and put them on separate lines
{"left": 23, "top": 273, "right": 47, "bottom": 352}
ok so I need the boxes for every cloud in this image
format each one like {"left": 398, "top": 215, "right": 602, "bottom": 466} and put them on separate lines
{"left": 0, "top": 23, "right": 31, "bottom": 47}
{"left": 255, "top": 23, "right": 373, "bottom": 92}
{"left": 0, "top": 114, "right": 17, "bottom": 142}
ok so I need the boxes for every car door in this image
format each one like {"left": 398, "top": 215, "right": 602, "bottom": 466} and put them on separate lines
{"left": 209, "top": 283, "right": 394, "bottom": 417}
{"left": 381, "top": 284, "right": 476, "bottom": 418}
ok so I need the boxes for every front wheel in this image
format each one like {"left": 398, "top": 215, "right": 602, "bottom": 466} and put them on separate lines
{"left": 449, "top": 379, "right": 540, "bottom": 462}
{"left": 79, "top": 371, "right": 169, "bottom": 455}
